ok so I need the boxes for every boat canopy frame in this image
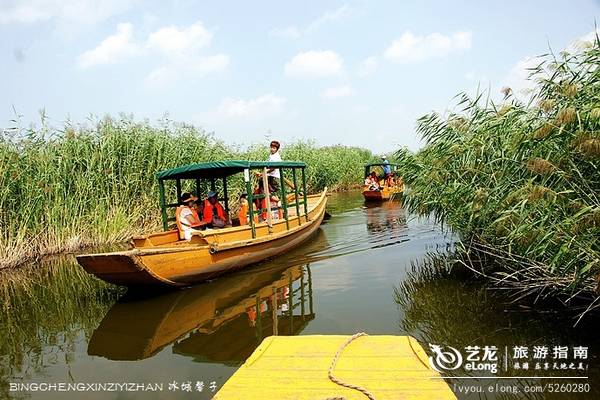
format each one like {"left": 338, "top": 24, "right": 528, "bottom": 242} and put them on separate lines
{"left": 364, "top": 162, "right": 400, "bottom": 178}
{"left": 156, "top": 160, "right": 310, "bottom": 239}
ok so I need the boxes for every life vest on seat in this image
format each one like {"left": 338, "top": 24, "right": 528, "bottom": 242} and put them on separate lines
{"left": 203, "top": 199, "right": 226, "bottom": 224}
{"left": 175, "top": 206, "right": 202, "bottom": 240}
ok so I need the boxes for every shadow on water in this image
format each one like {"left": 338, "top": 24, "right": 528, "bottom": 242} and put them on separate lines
{"left": 395, "top": 254, "right": 600, "bottom": 399}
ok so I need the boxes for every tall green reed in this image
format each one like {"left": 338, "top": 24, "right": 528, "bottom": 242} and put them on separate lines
{"left": 0, "top": 117, "right": 375, "bottom": 269}
{"left": 395, "top": 34, "right": 600, "bottom": 305}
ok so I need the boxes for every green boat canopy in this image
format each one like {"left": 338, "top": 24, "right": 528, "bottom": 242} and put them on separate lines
{"left": 157, "top": 160, "right": 306, "bottom": 180}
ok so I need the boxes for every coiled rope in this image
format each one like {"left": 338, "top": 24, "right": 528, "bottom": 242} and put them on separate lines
{"left": 326, "top": 332, "right": 376, "bottom": 400}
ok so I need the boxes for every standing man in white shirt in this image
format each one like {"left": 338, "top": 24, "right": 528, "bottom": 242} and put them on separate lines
{"left": 267, "top": 140, "right": 281, "bottom": 191}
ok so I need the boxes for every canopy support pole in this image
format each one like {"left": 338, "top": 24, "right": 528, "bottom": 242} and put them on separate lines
{"left": 292, "top": 168, "right": 301, "bottom": 225}
{"left": 222, "top": 176, "right": 229, "bottom": 216}
{"left": 279, "top": 168, "right": 289, "bottom": 230}
{"left": 159, "top": 179, "right": 168, "bottom": 231}
{"left": 244, "top": 168, "right": 256, "bottom": 239}
{"left": 301, "top": 167, "right": 309, "bottom": 221}
{"left": 263, "top": 168, "right": 273, "bottom": 234}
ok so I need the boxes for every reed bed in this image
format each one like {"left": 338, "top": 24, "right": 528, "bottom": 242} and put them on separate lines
{"left": 0, "top": 117, "right": 375, "bottom": 270}
{"left": 0, "top": 256, "right": 122, "bottom": 397}
{"left": 395, "top": 35, "right": 600, "bottom": 312}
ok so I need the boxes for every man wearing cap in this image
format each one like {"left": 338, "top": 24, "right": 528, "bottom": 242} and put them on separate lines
{"left": 381, "top": 155, "right": 391, "bottom": 176}
{"left": 202, "top": 191, "right": 229, "bottom": 229}
{"left": 176, "top": 193, "right": 205, "bottom": 240}
{"left": 267, "top": 140, "right": 282, "bottom": 192}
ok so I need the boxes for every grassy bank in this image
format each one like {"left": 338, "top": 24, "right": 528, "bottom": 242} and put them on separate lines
{"left": 0, "top": 118, "right": 375, "bottom": 269}
{"left": 395, "top": 37, "right": 599, "bottom": 310}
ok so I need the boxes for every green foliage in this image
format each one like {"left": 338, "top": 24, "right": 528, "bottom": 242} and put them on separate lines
{"left": 0, "top": 118, "right": 375, "bottom": 268}
{"left": 396, "top": 36, "right": 600, "bottom": 297}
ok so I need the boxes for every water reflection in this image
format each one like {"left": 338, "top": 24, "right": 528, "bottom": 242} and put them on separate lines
{"left": 395, "top": 255, "right": 600, "bottom": 399}
{"left": 364, "top": 200, "right": 408, "bottom": 243}
{"left": 88, "top": 232, "right": 325, "bottom": 365}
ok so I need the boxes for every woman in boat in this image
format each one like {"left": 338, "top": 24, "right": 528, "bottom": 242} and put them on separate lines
{"left": 176, "top": 193, "right": 205, "bottom": 240}
{"left": 202, "top": 191, "right": 230, "bottom": 229}
{"left": 364, "top": 171, "right": 381, "bottom": 191}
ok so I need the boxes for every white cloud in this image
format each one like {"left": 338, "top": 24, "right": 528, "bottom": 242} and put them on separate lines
{"left": 147, "top": 21, "right": 212, "bottom": 57}
{"left": 215, "top": 94, "right": 286, "bottom": 119}
{"left": 144, "top": 54, "right": 229, "bottom": 89}
{"left": 384, "top": 31, "right": 472, "bottom": 63}
{"left": 357, "top": 56, "right": 378, "bottom": 77}
{"left": 78, "top": 23, "right": 140, "bottom": 68}
{"left": 144, "top": 66, "right": 174, "bottom": 89}
{"left": 270, "top": 4, "right": 354, "bottom": 39}
{"left": 502, "top": 56, "right": 545, "bottom": 97}
{"left": 306, "top": 4, "right": 353, "bottom": 33}
{"left": 0, "top": 0, "right": 137, "bottom": 27}
{"left": 322, "top": 85, "right": 354, "bottom": 99}
{"left": 568, "top": 28, "right": 600, "bottom": 53}
{"left": 284, "top": 50, "right": 343, "bottom": 78}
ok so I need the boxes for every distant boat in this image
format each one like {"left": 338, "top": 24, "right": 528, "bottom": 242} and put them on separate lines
{"left": 76, "top": 160, "right": 327, "bottom": 288}
{"left": 362, "top": 162, "right": 404, "bottom": 201}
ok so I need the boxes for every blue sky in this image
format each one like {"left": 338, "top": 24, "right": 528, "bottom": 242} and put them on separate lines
{"left": 2, "top": 0, "right": 599, "bottom": 153}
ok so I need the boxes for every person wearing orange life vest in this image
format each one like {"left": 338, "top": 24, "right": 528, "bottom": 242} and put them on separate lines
{"left": 175, "top": 193, "right": 205, "bottom": 240}
{"left": 238, "top": 194, "right": 258, "bottom": 225}
{"left": 203, "top": 191, "right": 230, "bottom": 229}
{"left": 254, "top": 180, "right": 282, "bottom": 221}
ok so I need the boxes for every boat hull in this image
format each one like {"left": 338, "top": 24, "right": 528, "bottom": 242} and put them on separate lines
{"left": 362, "top": 187, "right": 402, "bottom": 201}
{"left": 76, "top": 191, "right": 328, "bottom": 288}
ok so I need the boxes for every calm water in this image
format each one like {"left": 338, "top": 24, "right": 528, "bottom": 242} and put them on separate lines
{"left": 1, "top": 191, "right": 598, "bottom": 399}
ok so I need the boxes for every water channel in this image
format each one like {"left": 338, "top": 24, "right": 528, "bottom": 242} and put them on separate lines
{"left": 1, "top": 191, "right": 598, "bottom": 399}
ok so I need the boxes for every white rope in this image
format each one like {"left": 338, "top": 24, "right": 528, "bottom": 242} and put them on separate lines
{"left": 326, "top": 332, "right": 376, "bottom": 400}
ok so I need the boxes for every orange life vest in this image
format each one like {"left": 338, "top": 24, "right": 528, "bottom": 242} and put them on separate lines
{"left": 203, "top": 199, "right": 226, "bottom": 224}
{"left": 238, "top": 199, "right": 258, "bottom": 225}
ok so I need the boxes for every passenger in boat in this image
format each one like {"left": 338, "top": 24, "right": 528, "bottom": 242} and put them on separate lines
{"left": 364, "top": 171, "right": 381, "bottom": 191}
{"left": 385, "top": 172, "right": 395, "bottom": 187}
{"left": 267, "top": 140, "right": 281, "bottom": 192}
{"left": 238, "top": 194, "right": 259, "bottom": 225}
{"left": 203, "top": 191, "right": 230, "bottom": 229}
{"left": 176, "top": 193, "right": 205, "bottom": 240}
{"left": 254, "top": 181, "right": 282, "bottom": 221}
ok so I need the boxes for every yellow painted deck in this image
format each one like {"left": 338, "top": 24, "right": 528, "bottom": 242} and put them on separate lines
{"left": 214, "top": 335, "right": 456, "bottom": 400}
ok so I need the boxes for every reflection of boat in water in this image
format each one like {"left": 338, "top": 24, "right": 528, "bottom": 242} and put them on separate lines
{"left": 365, "top": 201, "right": 408, "bottom": 241}
{"left": 87, "top": 230, "right": 328, "bottom": 363}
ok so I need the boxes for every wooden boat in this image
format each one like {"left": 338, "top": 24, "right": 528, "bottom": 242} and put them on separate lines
{"left": 362, "top": 162, "right": 404, "bottom": 201}
{"left": 76, "top": 160, "right": 327, "bottom": 288}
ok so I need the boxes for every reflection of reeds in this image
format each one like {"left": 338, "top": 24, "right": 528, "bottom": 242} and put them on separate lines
{"left": 395, "top": 38, "right": 600, "bottom": 313}
{"left": 395, "top": 253, "right": 600, "bottom": 400}
{"left": 0, "top": 255, "right": 121, "bottom": 396}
